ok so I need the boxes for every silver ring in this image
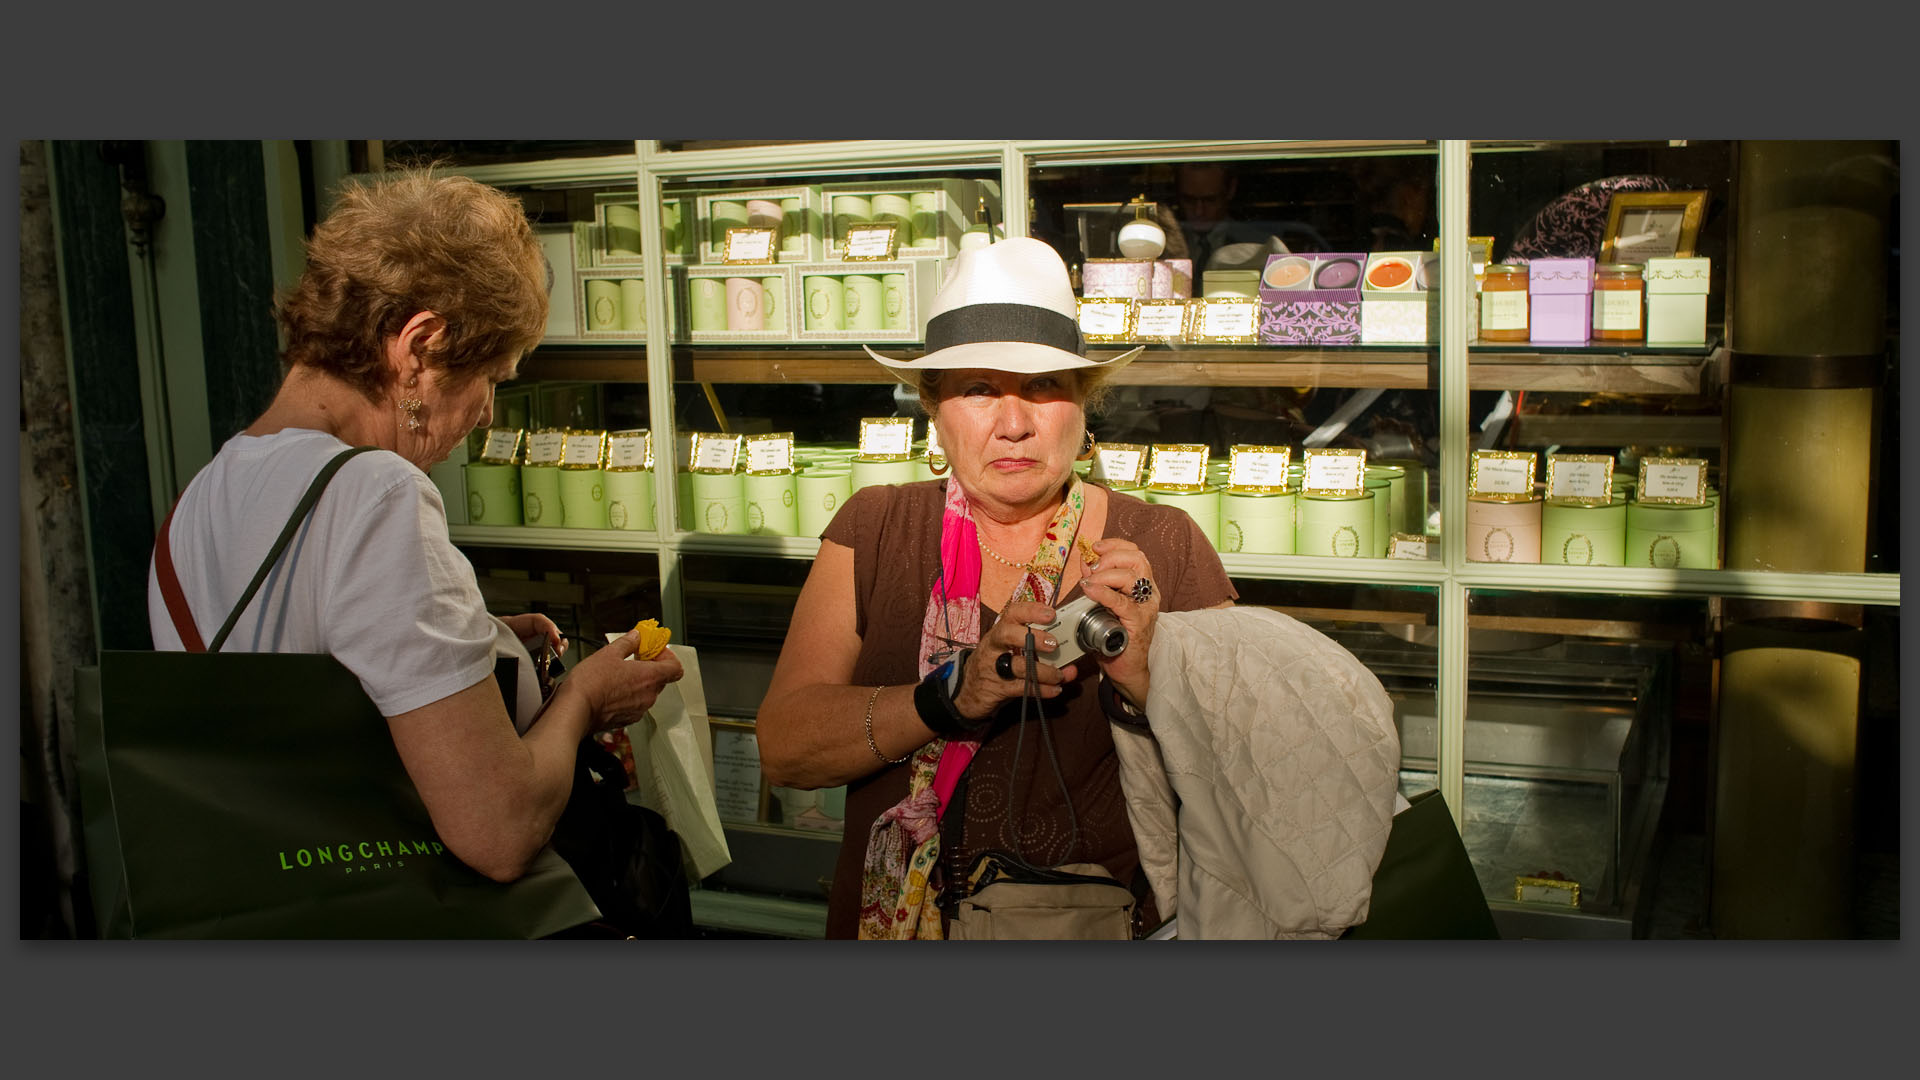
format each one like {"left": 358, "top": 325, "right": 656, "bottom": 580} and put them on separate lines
{"left": 1130, "top": 577, "right": 1154, "bottom": 604}
{"left": 995, "top": 651, "right": 1016, "bottom": 680}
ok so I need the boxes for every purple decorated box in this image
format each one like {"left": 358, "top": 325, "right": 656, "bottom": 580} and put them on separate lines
{"left": 1528, "top": 257, "right": 1594, "bottom": 344}
{"left": 1153, "top": 258, "right": 1193, "bottom": 299}
{"left": 1258, "top": 253, "right": 1367, "bottom": 345}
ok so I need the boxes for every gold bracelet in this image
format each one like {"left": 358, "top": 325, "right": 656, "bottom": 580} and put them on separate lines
{"left": 863, "top": 685, "right": 910, "bottom": 765}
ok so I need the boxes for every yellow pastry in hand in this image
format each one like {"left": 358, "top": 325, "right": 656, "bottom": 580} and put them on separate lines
{"left": 630, "top": 618, "right": 673, "bottom": 660}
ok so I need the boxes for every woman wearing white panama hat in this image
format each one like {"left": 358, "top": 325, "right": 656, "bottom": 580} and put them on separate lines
{"left": 757, "top": 238, "right": 1237, "bottom": 939}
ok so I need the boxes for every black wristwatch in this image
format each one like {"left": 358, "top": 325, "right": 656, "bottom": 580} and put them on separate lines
{"left": 914, "top": 649, "right": 993, "bottom": 739}
{"left": 1098, "top": 675, "right": 1149, "bottom": 727}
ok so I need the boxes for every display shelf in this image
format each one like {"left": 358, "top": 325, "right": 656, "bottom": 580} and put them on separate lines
{"left": 690, "top": 889, "right": 828, "bottom": 939}
{"left": 449, "top": 524, "right": 657, "bottom": 551}
{"left": 643, "top": 344, "right": 1715, "bottom": 393}
{"left": 1454, "top": 563, "right": 1900, "bottom": 606}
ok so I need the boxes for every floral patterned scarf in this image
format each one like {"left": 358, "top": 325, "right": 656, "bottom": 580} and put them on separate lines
{"left": 855, "top": 473, "right": 1085, "bottom": 939}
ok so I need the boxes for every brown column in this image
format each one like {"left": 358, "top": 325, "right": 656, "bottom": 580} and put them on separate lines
{"left": 1712, "top": 140, "right": 1895, "bottom": 938}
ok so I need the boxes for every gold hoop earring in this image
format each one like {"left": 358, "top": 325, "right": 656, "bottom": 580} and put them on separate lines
{"left": 927, "top": 456, "right": 949, "bottom": 476}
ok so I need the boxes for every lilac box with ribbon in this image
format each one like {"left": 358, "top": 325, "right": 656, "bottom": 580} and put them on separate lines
{"left": 1528, "top": 257, "right": 1594, "bottom": 344}
{"left": 1257, "top": 253, "right": 1368, "bottom": 345}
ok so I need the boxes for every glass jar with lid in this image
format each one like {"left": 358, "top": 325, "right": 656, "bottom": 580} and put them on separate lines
{"left": 1591, "top": 262, "right": 1645, "bottom": 343}
{"left": 1479, "top": 263, "right": 1529, "bottom": 342}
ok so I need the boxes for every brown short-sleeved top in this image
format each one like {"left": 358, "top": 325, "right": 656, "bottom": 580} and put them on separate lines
{"left": 818, "top": 480, "right": 1238, "bottom": 938}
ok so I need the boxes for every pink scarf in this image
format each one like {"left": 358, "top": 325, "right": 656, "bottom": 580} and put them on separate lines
{"left": 856, "top": 474, "right": 1084, "bottom": 939}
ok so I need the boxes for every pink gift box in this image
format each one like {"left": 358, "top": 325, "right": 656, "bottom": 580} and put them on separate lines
{"left": 1153, "top": 258, "right": 1192, "bottom": 299}
{"left": 1082, "top": 259, "right": 1154, "bottom": 299}
{"left": 1528, "top": 257, "right": 1594, "bottom": 345}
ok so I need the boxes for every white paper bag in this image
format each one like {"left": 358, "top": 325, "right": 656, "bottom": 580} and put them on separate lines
{"left": 605, "top": 638, "right": 732, "bottom": 878}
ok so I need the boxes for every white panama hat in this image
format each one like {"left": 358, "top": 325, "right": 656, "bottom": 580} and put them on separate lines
{"left": 863, "top": 236, "right": 1144, "bottom": 380}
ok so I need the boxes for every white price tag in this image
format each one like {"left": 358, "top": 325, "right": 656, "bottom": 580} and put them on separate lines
{"left": 481, "top": 429, "right": 523, "bottom": 463}
{"left": 607, "top": 431, "right": 652, "bottom": 470}
{"left": 721, "top": 227, "right": 777, "bottom": 264}
{"left": 1638, "top": 457, "right": 1708, "bottom": 504}
{"left": 841, "top": 224, "right": 898, "bottom": 260}
{"left": 1470, "top": 450, "right": 1536, "bottom": 500}
{"left": 1092, "top": 445, "right": 1145, "bottom": 486}
{"left": 1229, "top": 447, "right": 1291, "bottom": 490}
{"left": 1302, "top": 448, "right": 1366, "bottom": 495}
{"left": 1149, "top": 446, "right": 1208, "bottom": 488}
{"left": 524, "top": 431, "right": 567, "bottom": 465}
{"left": 858, "top": 418, "right": 913, "bottom": 458}
{"left": 1388, "top": 534, "right": 1430, "bottom": 560}
{"left": 1077, "top": 299, "right": 1131, "bottom": 337}
{"left": 1198, "top": 299, "right": 1257, "bottom": 339}
{"left": 1134, "top": 300, "right": 1190, "bottom": 341}
{"left": 561, "top": 433, "right": 606, "bottom": 467}
{"left": 745, "top": 434, "right": 795, "bottom": 474}
{"left": 692, "top": 433, "right": 743, "bottom": 472}
{"left": 1546, "top": 454, "right": 1613, "bottom": 503}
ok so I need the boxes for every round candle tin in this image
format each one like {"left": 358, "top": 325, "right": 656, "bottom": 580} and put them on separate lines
{"left": 519, "top": 464, "right": 563, "bottom": 528}
{"left": 1145, "top": 485, "right": 1222, "bottom": 549}
{"left": 1541, "top": 499, "right": 1627, "bottom": 566}
{"left": 1296, "top": 493, "right": 1374, "bottom": 558}
{"left": 463, "top": 463, "right": 522, "bottom": 526}
{"left": 1220, "top": 490, "right": 1297, "bottom": 554}
{"left": 602, "top": 469, "right": 655, "bottom": 532}
{"left": 1465, "top": 495, "right": 1543, "bottom": 563}
{"left": 1626, "top": 499, "right": 1719, "bottom": 569}
{"left": 743, "top": 472, "right": 798, "bottom": 536}
{"left": 558, "top": 467, "right": 607, "bottom": 529}
{"left": 690, "top": 471, "right": 746, "bottom": 535}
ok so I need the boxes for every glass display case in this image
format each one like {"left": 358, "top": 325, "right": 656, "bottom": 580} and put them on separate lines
{"left": 405, "top": 139, "right": 1897, "bottom": 939}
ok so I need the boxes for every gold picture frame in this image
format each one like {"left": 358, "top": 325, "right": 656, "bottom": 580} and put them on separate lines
{"left": 1544, "top": 453, "right": 1614, "bottom": 507}
{"left": 1132, "top": 298, "right": 1191, "bottom": 343}
{"left": 720, "top": 227, "right": 779, "bottom": 265}
{"left": 1188, "top": 297, "right": 1259, "bottom": 344}
{"left": 1600, "top": 190, "right": 1708, "bottom": 265}
{"left": 1468, "top": 449, "right": 1538, "bottom": 503}
{"left": 1076, "top": 297, "right": 1136, "bottom": 345}
{"left": 839, "top": 223, "right": 900, "bottom": 262}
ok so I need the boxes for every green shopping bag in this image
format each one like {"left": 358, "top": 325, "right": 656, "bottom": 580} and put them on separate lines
{"left": 1342, "top": 789, "right": 1501, "bottom": 940}
{"left": 73, "top": 444, "right": 601, "bottom": 939}
{"left": 74, "top": 651, "right": 602, "bottom": 939}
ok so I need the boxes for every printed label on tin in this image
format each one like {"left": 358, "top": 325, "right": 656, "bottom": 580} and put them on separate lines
{"left": 607, "top": 431, "right": 652, "bottom": 470}
{"left": 524, "top": 431, "right": 567, "bottom": 465}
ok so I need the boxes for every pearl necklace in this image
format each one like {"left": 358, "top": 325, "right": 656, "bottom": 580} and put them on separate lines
{"left": 977, "top": 536, "right": 1037, "bottom": 571}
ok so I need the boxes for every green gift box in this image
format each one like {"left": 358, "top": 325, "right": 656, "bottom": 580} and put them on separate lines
{"left": 603, "top": 469, "right": 655, "bottom": 532}
{"left": 691, "top": 471, "right": 745, "bottom": 535}
{"left": 851, "top": 456, "right": 917, "bottom": 493}
{"left": 1220, "top": 491, "right": 1296, "bottom": 554}
{"left": 558, "top": 468, "right": 607, "bottom": 529}
{"left": 1297, "top": 493, "right": 1374, "bottom": 558}
{"left": 796, "top": 467, "right": 853, "bottom": 537}
{"left": 519, "top": 465, "right": 562, "bottom": 527}
{"left": 744, "top": 472, "right": 798, "bottom": 536}
{"left": 463, "top": 463, "right": 522, "bottom": 526}
{"left": 1145, "top": 485, "right": 1221, "bottom": 549}
{"left": 1542, "top": 500, "right": 1627, "bottom": 566}
{"left": 1626, "top": 499, "right": 1719, "bottom": 568}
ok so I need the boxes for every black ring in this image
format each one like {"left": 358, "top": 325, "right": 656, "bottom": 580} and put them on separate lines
{"left": 1130, "top": 577, "right": 1154, "bottom": 604}
{"left": 995, "top": 651, "right": 1015, "bottom": 680}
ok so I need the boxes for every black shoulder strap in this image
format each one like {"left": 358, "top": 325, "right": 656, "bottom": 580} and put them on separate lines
{"left": 208, "top": 445, "right": 378, "bottom": 652}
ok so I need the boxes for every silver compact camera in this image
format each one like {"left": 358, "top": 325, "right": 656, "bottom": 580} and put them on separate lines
{"left": 1029, "top": 595, "right": 1129, "bottom": 668}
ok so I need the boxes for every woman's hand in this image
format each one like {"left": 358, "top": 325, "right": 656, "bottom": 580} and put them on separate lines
{"left": 499, "top": 612, "right": 565, "bottom": 657}
{"left": 558, "top": 630, "right": 685, "bottom": 734}
{"left": 1074, "top": 538, "right": 1159, "bottom": 708}
{"left": 950, "top": 600, "right": 1075, "bottom": 722}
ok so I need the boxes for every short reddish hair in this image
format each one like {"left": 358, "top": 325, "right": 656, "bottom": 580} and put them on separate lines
{"left": 276, "top": 169, "right": 549, "bottom": 399}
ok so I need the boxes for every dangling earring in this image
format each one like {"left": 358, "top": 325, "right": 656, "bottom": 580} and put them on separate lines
{"left": 400, "top": 375, "right": 423, "bottom": 431}
{"left": 927, "top": 456, "right": 949, "bottom": 476}
{"left": 1078, "top": 430, "right": 1096, "bottom": 461}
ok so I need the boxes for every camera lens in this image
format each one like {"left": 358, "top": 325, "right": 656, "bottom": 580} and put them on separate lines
{"left": 1075, "top": 605, "right": 1129, "bottom": 659}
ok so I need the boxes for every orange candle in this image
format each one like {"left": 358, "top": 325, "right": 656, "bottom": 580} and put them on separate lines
{"left": 1479, "top": 263, "right": 1529, "bottom": 341}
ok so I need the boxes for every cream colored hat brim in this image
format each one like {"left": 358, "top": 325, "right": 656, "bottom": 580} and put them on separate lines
{"left": 862, "top": 341, "right": 1144, "bottom": 383}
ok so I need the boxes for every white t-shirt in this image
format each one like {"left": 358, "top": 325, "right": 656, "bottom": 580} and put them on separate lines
{"left": 147, "top": 429, "right": 543, "bottom": 732}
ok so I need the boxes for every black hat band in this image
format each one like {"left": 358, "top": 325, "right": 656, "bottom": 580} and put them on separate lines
{"left": 922, "top": 303, "right": 1085, "bottom": 359}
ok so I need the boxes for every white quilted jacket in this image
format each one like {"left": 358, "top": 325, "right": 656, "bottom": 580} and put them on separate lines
{"left": 1110, "top": 606, "right": 1402, "bottom": 939}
